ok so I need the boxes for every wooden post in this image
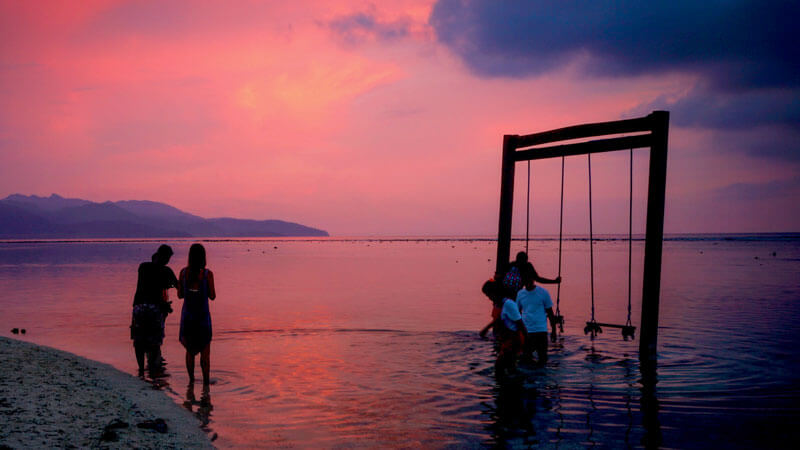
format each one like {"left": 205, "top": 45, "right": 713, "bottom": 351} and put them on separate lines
{"left": 639, "top": 111, "right": 669, "bottom": 363}
{"left": 495, "top": 135, "right": 517, "bottom": 278}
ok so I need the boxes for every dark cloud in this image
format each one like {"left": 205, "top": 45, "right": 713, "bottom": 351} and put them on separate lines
{"left": 711, "top": 176, "right": 800, "bottom": 202}
{"left": 709, "top": 126, "right": 800, "bottom": 161}
{"left": 430, "top": 0, "right": 800, "bottom": 151}
{"left": 325, "top": 11, "right": 413, "bottom": 45}
{"left": 634, "top": 84, "right": 800, "bottom": 131}
{"left": 430, "top": 0, "right": 799, "bottom": 89}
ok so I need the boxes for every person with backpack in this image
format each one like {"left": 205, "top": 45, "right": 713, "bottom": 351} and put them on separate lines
{"left": 131, "top": 244, "right": 178, "bottom": 376}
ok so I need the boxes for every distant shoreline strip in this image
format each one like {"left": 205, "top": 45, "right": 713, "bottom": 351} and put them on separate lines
{"left": 1, "top": 232, "right": 799, "bottom": 245}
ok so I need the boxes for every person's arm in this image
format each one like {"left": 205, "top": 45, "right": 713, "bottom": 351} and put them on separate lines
{"left": 207, "top": 270, "right": 216, "bottom": 300}
{"left": 177, "top": 269, "right": 185, "bottom": 299}
{"left": 546, "top": 307, "right": 558, "bottom": 342}
{"left": 167, "top": 268, "right": 178, "bottom": 290}
{"left": 535, "top": 275, "right": 562, "bottom": 284}
{"left": 516, "top": 319, "right": 528, "bottom": 346}
{"left": 479, "top": 319, "right": 496, "bottom": 338}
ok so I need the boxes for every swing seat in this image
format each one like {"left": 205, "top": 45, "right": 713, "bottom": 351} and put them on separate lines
{"left": 585, "top": 321, "right": 636, "bottom": 340}
{"left": 584, "top": 321, "right": 603, "bottom": 337}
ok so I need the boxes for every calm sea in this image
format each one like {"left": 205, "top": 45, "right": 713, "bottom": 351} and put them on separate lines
{"left": 1, "top": 235, "right": 799, "bottom": 448}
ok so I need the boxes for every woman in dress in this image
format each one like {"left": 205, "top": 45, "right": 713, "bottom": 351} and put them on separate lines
{"left": 177, "top": 243, "right": 216, "bottom": 385}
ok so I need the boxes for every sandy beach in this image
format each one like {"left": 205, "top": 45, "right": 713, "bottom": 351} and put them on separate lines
{"left": 0, "top": 337, "right": 212, "bottom": 449}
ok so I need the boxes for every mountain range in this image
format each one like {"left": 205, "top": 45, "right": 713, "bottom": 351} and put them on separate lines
{"left": 0, "top": 194, "right": 329, "bottom": 238}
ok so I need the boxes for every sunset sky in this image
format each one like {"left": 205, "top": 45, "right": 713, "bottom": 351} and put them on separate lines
{"left": 1, "top": 0, "right": 798, "bottom": 236}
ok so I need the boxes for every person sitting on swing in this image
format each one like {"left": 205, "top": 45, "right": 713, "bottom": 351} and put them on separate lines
{"left": 516, "top": 263, "right": 561, "bottom": 367}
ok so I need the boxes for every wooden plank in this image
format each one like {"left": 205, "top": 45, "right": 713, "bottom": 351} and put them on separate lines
{"left": 514, "top": 134, "right": 653, "bottom": 162}
{"left": 515, "top": 114, "right": 654, "bottom": 148}
{"left": 590, "top": 322, "right": 636, "bottom": 329}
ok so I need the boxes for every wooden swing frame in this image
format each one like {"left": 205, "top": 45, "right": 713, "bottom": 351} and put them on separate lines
{"left": 494, "top": 111, "right": 669, "bottom": 363}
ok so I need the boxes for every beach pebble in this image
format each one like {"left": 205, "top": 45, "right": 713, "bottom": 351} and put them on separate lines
{"left": 100, "top": 429, "right": 119, "bottom": 442}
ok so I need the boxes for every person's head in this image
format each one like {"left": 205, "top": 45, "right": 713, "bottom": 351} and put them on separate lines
{"left": 515, "top": 251, "right": 528, "bottom": 265}
{"left": 521, "top": 262, "right": 538, "bottom": 289}
{"left": 187, "top": 243, "right": 206, "bottom": 276}
{"left": 482, "top": 279, "right": 502, "bottom": 303}
{"left": 152, "top": 244, "right": 173, "bottom": 265}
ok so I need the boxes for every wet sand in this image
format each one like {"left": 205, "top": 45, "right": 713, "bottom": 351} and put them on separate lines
{"left": 0, "top": 337, "right": 212, "bottom": 449}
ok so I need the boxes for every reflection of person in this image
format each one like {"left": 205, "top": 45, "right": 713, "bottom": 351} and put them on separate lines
{"left": 184, "top": 382, "right": 213, "bottom": 429}
{"left": 131, "top": 244, "right": 177, "bottom": 376}
{"left": 178, "top": 243, "right": 216, "bottom": 386}
{"left": 516, "top": 263, "right": 560, "bottom": 367}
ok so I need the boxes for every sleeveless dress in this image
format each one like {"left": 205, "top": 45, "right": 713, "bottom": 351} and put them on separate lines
{"left": 179, "top": 269, "right": 212, "bottom": 355}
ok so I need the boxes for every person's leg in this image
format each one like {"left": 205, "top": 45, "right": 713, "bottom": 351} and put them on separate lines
{"left": 521, "top": 335, "right": 534, "bottom": 362}
{"left": 495, "top": 335, "right": 511, "bottom": 377}
{"left": 200, "top": 344, "right": 211, "bottom": 386}
{"left": 186, "top": 351, "right": 195, "bottom": 382}
{"left": 535, "top": 332, "right": 548, "bottom": 367}
{"left": 134, "top": 343, "right": 145, "bottom": 375}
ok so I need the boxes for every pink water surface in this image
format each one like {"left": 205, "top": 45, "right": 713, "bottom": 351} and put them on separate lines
{"left": 1, "top": 236, "right": 799, "bottom": 447}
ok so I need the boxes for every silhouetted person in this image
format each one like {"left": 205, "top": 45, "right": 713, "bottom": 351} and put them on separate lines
{"left": 131, "top": 244, "right": 177, "bottom": 376}
{"left": 516, "top": 263, "right": 560, "bottom": 367}
{"left": 178, "top": 243, "right": 216, "bottom": 386}
{"left": 479, "top": 278, "right": 504, "bottom": 338}
{"left": 502, "top": 251, "right": 529, "bottom": 294}
{"left": 482, "top": 280, "right": 527, "bottom": 376}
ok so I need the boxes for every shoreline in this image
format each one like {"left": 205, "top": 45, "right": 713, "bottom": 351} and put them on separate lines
{"left": 0, "top": 337, "right": 213, "bottom": 449}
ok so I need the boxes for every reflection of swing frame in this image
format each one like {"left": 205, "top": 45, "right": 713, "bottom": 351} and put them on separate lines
{"left": 495, "top": 111, "right": 669, "bottom": 363}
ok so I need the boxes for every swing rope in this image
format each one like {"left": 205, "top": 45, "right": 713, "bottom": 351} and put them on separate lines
{"left": 583, "top": 150, "right": 636, "bottom": 340}
{"left": 627, "top": 148, "right": 633, "bottom": 328}
{"left": 526, "top": 160, "right": 531, "bottom": 254}
{"left": 556, "top": 156, "right": 564, "bottom": 320}
{"left": 588, "top": 153, "right": 596, "bottom": 324}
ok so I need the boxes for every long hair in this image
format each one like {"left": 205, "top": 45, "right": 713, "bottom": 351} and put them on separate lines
{"left": 187, "top": 243, "right": 206, "bottom": 279}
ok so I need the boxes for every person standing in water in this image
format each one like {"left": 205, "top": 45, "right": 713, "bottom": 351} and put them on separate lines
{"left": 481, "top": 279, "right": 527, "bottom": 376}
{"left": 177, "top": 243, "right": 216, "bottom": 386}
{"left": 516, "top": 263, "right": 560, "bottom": 367}
{"left": 131, "top": 244, "right": 178, "bottom": 376}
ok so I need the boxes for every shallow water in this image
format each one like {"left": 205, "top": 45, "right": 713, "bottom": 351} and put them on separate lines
{"left": 1, "top": 236, "right": 799, "bottom": 448}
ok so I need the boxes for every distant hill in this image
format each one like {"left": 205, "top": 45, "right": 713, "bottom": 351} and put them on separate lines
{"left": 0, "top": 194, "right": 329, "bottom": 239}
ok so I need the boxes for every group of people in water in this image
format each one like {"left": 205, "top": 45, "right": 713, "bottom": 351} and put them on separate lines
{"left": 129, "top": 244, "right": 553, "bottom": 381}
{"left": 130, "top": 243, "right": 216, "bottom": 385}
{"left": 481, "top": 251, "right": 561, "bottom": 375}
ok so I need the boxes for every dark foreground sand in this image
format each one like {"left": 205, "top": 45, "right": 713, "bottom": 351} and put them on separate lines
{"left": 0, "top": 337, "right": 213, "bottom": 449}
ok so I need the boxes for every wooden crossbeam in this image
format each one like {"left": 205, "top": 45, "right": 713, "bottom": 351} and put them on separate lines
{"left": 515, "top": 115, "right": 654, "bottom": 148}
{"left": 514, "top": 134, "right": 653, "bottom": 162}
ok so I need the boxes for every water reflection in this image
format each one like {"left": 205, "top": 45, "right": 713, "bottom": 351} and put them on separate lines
{"left": 482, "top": 338, "right": 665, "bottom": 448}
{"left": 639, "top": 360, "right": 662, "bottom": 449}
{"left": 184, "top": 382, "right": 214, "bottom": 431}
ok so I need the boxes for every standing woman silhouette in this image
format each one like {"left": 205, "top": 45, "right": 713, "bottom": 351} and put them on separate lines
{"left": 177, "top": 243, "right": 216, "bottom": 386}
